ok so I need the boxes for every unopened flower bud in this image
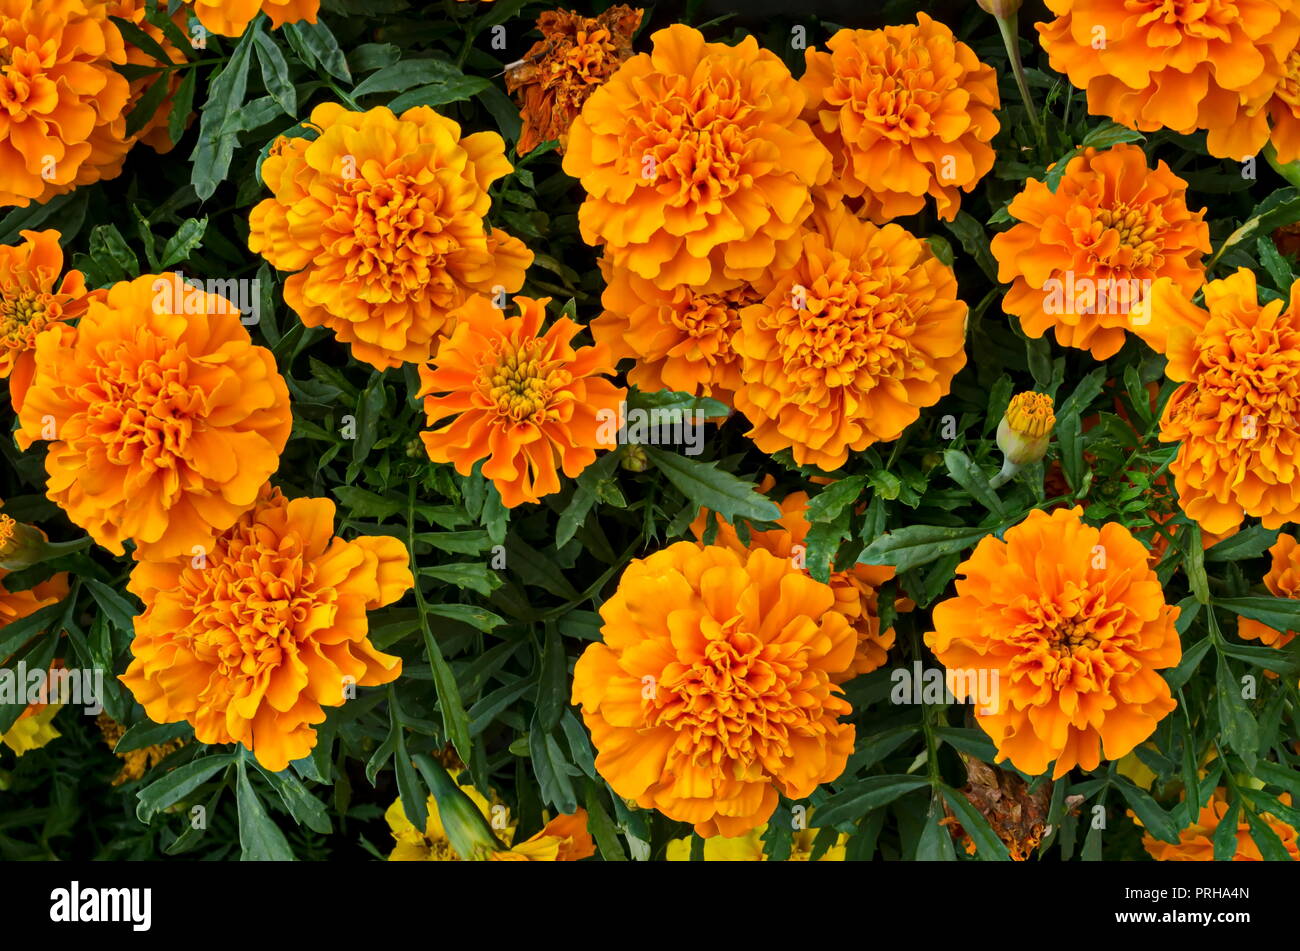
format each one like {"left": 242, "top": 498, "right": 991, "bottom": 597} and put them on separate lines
{"left": 621, "top": 444, "right": 649, "bottom": 472}
{"left": 0, "top": 515, "right": 53, "bottom": 571}
{"left": 977, "top": 0, "right": 1023, "bottom": 17}
{"left": 997, "top": 392, "right": 1055, "bottom": 466}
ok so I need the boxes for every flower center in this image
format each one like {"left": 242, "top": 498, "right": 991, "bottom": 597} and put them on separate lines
{"left": 329, "top": 175, "right": 448, "bottom": 303}
{"left": 481, "top": 340, "right": 565, "bottom": 422}
{"left": 636, "top": 76, "right": 751, "bottom": 205}
{"left": 0, "top": 514, "right": 14, "bottom": 556}
{"left": 1004, "top": 392, "right": 1055, "bottom": 439}
{"left": 0, "top": 290, "right": 51, "bottom": 349}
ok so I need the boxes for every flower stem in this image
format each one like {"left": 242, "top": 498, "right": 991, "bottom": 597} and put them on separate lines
{"left": 996, "top": 13, "right": 1044, "bottom": 144}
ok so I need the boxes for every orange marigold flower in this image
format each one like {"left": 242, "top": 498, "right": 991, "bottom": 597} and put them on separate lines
{"left": 991, "top": 144, "right": 1209, "bottom": 361}
{"left": 1036, "top": 0, "right": 1300, "bottom": 160}
{"left": 925, "top": 507, "right": 1182, "bottom": 779}
{"left": 505, "top": 5, "right": 643, "bottom": 156}
{"left": 96, "top": 712, "right": 186, "bottom": 785}
{"left": 490, "top": 811, "right": 596, "bottom": 862}
{"left": 16, "top": 273, "right": 293, "bottom": 559}
{"left": 249, "top": 102, "right": 532, "bottom": 371}
{"left": 1134, "top": 269, "right": 1300, "bottom": 535}
{"left": 0, "top": 0, "right": 131, "bottom": 207}
{"left": 690, "top": 483, "right": 899, "bottom": 683}
{"left": 800, "top": 14, "right": 1000, "bottom": 223}
{"left": 121, "top": 486, "right": 411, "bottom": 772}
{"left": 1237, "top": 533, "right": 1300, "bottom": 651}
{"left": 184, "top": 0, "right": 318, "bottom": 37}
{"left": 591, "top": 257, "right": 753, "bottom": 404}
{"left": 571, "top": 542, "right": 856, "bottom": 837}
{"left": 0, "top": 229, "right": 98, "bottom": 413}
{"left": 1140, "top": 789, "right": 1300, "bottom": 861}
{"left": 732, "top": 203, "right": 967, "bottom": 470}
{"left": 562, "top": 24, "right": 831, "bottom": 290}
{"left": 417, "top": 294, "right": 626, "bottom": 508}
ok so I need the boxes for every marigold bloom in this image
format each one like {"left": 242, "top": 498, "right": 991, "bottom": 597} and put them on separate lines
{"left": 591, "top": 258, "right": 753, "bottom": 404}
{"left": 417, "top": 294, "right": 626, "bottom": 508}
{"left": 1140, "top": 790, "right": 1300, "bottom": 861}
{"left": 184, "top": 0, "right": 318, "bottom": 36}
{"left": 997, "top": 392, "right": 1055, "bottom": 466}
{"left": 926, "top": 507, "right": 1181, "bottom": 779}
{"left": 121, "top": 487, "right": 410, "bottom": 772}
{"left": 1037, "top": 0, "right": 1300, "bottom": 160}
{"left": 665, "top": 823, "right": 847, "bottom": 861}
{"left": 16, "top": 273, "right": 292, "bottom": 559}
{"left": 490, "top": 811, "right": 595, "bottom": 861}
{"left": 0, "top": 702, "right": 61, "bottom": 755}
{"left": 1237, "top": 533, "right": 1300, "bottom": 653}
{"left": 0, "top": 547, "right": 68, "bottom": 757}
{"left": 0, "top": 0, "right": 130, "bottom": 207}
{"left": 505, "top": 6, "right": 642, "bottom": 156}
{"left": 572, "top": 542, "right": 855, "bottom": 837}
{"left": 249, "top": 102, "right": 532, "bottom": 371}
{"left": 690, "top": 484, "right": 898, "bottom": 683}
{"left": 1134, "top": 269, "right": 1300, "bottom": 535}
{"left": 732, "top": 203, "right": 967, "bottom": 470}
{"left": 0, "top": 230, "right": 97, "bottom": 413}
{"left": 800, "top": 15, "right": 1000, "bottom": 222}
{"left": 990, "top": 145, "right": 1209, "bottom": 361}
{"left": 562, "top": 24, "right": 830, "bottom": 290}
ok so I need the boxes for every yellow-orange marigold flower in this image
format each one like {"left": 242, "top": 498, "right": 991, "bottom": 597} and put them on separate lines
{"left": 991, "top": 144, "right": 1209, "bottom": 360}
{"left": 1037, "top": 0, "right": 1300, "bottom": 160}
{"left": 505, "top": 6, "right": 642, "bottom": 156}
{"left": 0, "top": 542, "right": 68, "bottom": 757}
{"left": 121, "top": 486, "right": 410, "bottom": 772}
{"left": 249, "top": 102, "right": 532, "bottom": 371}
{"left": 417, "top": 294, "right": 626, "bottom": 508}
{"left": 386, "top": 787, "right": 594, "bottom": 861}
{"left": 16, "top": 273, "right": 293, "bottom": 559}
{"left": 1134, "top": 269, "right": 1300, "bottom": 535}
{"left": 96, "top": 712, "right": 186, "bottom": 784}
{"left": 591, "top": 257, "right": 753, "bottom": 404}
{"left": 732, "top": 203, "right": 967, "bottom": 470}
{"left": 1237, "top": 533, "right": 1300, "bottom": 655}
{"left": 572, "top": 542, "right": 856, "bottom": 837}
{"left": 800, "top": 14, "right": 1000, "bottom": 222}
{"left": 1140, "top": 789, "right": 1300, "bottom": 861}
{"left": 0, "top": 229, "right": 97, "bottom": 413}
{"left": 665, "top": 822, "right": 848, "bottom": 860}
{"left": 690, "top": 484, "right": 898, "bottom": 684}
{"left": 184, "top": 0, "right": 318, "bottom": 37}
{"left": 926, "top": 507, "right": 1181, "bottom": 779}
{"left": 0, "top": 0, "right": 131, "bottom": 207}
{"left": 562, "top": 24, "right": 831, "bottom": 290}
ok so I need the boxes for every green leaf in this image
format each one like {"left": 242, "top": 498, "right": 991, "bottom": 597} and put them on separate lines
{"left": 124, "top": 71, "right": 173, "bottom": 139}
{"left": 939, "top": 784, "right": 1010, "bottom": 860}
{"left": 84, "top": 577, "right": 139, "bottom": 632}
{"left": 643, "top": 447, "right": 780, "bottom": 525}
{"left": 167, "top": 67, "right": 197, "bottom": 151}
{"left": 942, "top": 211, "right": 997, "bottom": 281}
{"left": 1114, "top": 775, "right": 1180, "bottom": 844}
{"left": 387, "top": 77, "right": 492, "bottom": 111}
{"left": 1217, "top": 596, "right": 1300, "bottom": 638}
{"left": 114, "top": 719, "right": 192, "bottom": 754}
{"left": 814, "top": 775, "right": 931, "bottom": 828}
{"left": 1081, "top": 120, "right": 1145, "bottom": 150}
{"left": 135, "top": 754, "right": 232, "bottom": 823}
{"left": 1216, "top": 652, "right": 1258, "bottom": 769}
{"left": 351, "top": 58, "right": 468, "bottom": 97}
{"left": 190, "top": 30, "right": 255, "bottom": 199}
{"left": 1205, "top": 525, "right": 1280, "bottom": 562}
{"left": 1246, "top": 809, "right": 1295, "bottom": 861}
{"left": 284, "top": 19, "right": 351, "bottom": 83}
{"left": 253, "top": 763, "right": 332, "bottom": 834}
{"left": 915, "top": 792, "right": 957, "bottom": 860}
{"left": 858, "top": 525, "right": 990, "bottom": 574}
{"left": 252, "top": 27, "right": 296, "bottom": 117}
{"left": 1212, "top": 795, "right": 1241, "bottom": 860}
{"left": 332, "top": 485, "right": 403, "bottom": 521}
{"left": 943, "top": 450, "right": 1004, "bottom": 517}
{"left": 535, "top": 623, "right": 568, "bottom": 732}
{"left": 160, "top": 217, "right": 208, "bottom": 269}
{"left": 804, "top": 475, "right": 867, "bottom": 523}
{"left": 236, "top": 753, "right": 295, "bottom": 860}
{"left": 424, "top": 602, "right": 504, "bottom": 633}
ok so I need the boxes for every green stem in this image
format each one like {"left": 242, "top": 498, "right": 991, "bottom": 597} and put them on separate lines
{"left": 996, "top": 13, "right": 1044, "bottom": 145}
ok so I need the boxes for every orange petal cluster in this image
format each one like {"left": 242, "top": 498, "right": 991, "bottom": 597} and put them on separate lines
{"left": 505, "top": 5, "right": 642, "bottom": 156}
{"left": 184, "top": 0, "right": 319, "bottom": 37}
{"left": 571, "top": 542, "right": 856, "bottom": 837}
{"left": 690, "top": 484, "right": 898, "bottom": 683}
{"left": 591, "top": 257, "right": 753, "bottom": 404}
{"left": 1237, "top": 533, "right": 1300, "bottom": 651}
{"left": 1135, "top": 269, "right": 1300, "bottom": 535}
{"left": 562, "top": 24, "right": 831, "bottom": 290}
{"left": 16, "top": 273, "right": 292, "bottom": 558}
{"left": 1140, "top": 790, "right": 1300, "bottom": 861}
{"left": 0, "top": 0, "right": 130, "bottom": 207}
{"left": 121, "top": 486, "right": 411, "bottom": 772}
{"left": 732, "top": 203, "right": 967, "bottom": 470}
{"left": 800, "top": 14, "right": 1000, "bottom": 222}
{"left": 991, "top": 144, "right": 1209, "bottom": 361}
{"left": 417, "top": 294, "right": 626, "bottom": 508}
{"left": 926, "top": 507, "right": 1181, "bottom": 779}
{"left": 1037, "top": 0, "right": 1300, "bottom": 160}
{"left": 249, "top": 102, "right": 532, "bottom": 371}
{"left": 0, "top": 229, "right": 98, "bottom": 413}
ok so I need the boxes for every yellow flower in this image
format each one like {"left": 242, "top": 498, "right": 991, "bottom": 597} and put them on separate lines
{"left": 997, "top": 392, "right": 1055, "bottom": 466}
{"left": 665, "top": 823, "right": 847, "bottom": 861}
